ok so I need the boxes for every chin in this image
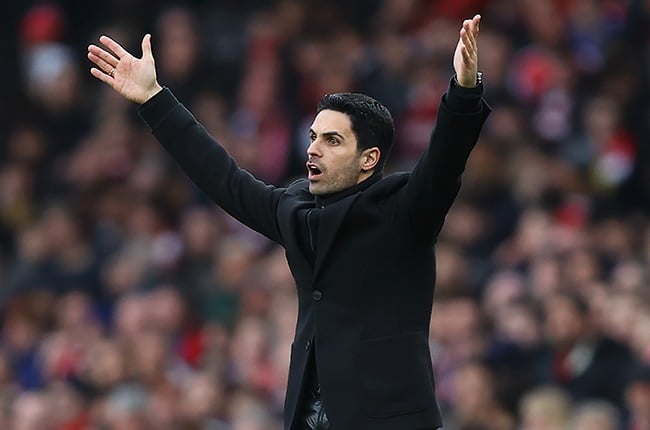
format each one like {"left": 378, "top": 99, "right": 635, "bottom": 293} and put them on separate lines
{"left": 309, "top": 184, "right": 323, "bottom": 195}
{"left": 309, "top": 182, "right": 330, "bottom": 196}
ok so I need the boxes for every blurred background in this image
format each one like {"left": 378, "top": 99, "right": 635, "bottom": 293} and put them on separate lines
{"left": 0, "top": 0, "right": 648, "bottom": 429}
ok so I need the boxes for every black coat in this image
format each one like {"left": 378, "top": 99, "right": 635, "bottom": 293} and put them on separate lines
{"left": 140, "top": 79, "right": 490, "bottom": 430}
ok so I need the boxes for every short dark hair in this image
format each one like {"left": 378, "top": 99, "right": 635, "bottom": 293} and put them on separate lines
{"left": 317, "top": 93, "right": 394, "bottom": 172}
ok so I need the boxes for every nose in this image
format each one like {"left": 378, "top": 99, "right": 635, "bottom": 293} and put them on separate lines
{"left": 307, "top": 139, "right": 321, "bottom": 158}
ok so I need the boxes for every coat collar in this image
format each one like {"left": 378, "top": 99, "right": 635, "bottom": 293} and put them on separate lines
{"left": 313, "top": 172, "right": 382, "bottom": 208}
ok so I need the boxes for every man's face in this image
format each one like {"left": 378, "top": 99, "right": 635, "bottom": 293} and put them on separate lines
{"left": 306, "top": 109, "right": 364, "bottom": 195}
{"left": 544, "top": 296, "right": 586, "bottom": 347}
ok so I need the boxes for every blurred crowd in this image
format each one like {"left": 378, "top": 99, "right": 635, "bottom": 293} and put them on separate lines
{"left": 0, "top": 0, "right": 649, "bottom": 429}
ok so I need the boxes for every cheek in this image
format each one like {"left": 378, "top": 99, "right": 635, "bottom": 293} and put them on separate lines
{"left": 331, "top": 156, "right": 359, "bottom": 181}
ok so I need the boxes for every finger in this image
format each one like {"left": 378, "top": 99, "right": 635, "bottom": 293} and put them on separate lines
{"left": 99, "top": 35, "right": 130, "bottom": 59}
{"left": 141, "top": 34, "right": 153, "bottom": 60}
{"left": 90, "top": 67, "right": 114, "bottom": 86}
{"left": 463, "top": 19, "right": 471, "bottom": 36}
{"left": 460, "top": 28, "right": 471, "bottom": 48}
{"left": 461, "top": 45, "right": 472, "bottom": 64}
{"left": 88, "top": 44, "right": 119, "bottom": 68}
{"left": 462, "top": 17, "right": 478, "bottom": 42}
{"left": 468, "top": 24, "right": 478, "bottom": 53}
{"left": 462, "top": 20, "right": 476, "bottom": 52}
{"left": 460, "top": 28, "right": 476, "bottom": 57}
{"left": 87, "top": 52, "right": 115, "bottom": 75}
{"left": 471, "top": 14, "right": 481, "bottom": 37}
{"left": 462, "top": 45, "right": 477, "bottom": 67}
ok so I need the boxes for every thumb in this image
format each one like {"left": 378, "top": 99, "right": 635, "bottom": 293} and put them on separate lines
{"left": 142, "top": 34, "right": 153, "bottom": 60}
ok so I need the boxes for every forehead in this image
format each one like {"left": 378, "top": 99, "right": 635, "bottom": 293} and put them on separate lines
{"left": 310, "top": 109, "right": 353, "bottom": 133}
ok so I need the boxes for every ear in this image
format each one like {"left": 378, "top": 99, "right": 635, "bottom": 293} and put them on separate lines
{"left": 359, "top": 147, "right": 381, "bottom": 172}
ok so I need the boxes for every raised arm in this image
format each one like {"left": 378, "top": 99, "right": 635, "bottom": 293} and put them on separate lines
{"left": 88, "top": 35, "right": 285, "bottom": 244}
{"left": 401, "top": 15, "right": 491, "bottom": 243}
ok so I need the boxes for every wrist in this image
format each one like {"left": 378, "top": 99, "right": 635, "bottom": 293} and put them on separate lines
{"left": 447, "top": 74, "right": 483, "bottom": 113}
{"left": 142, "top": 83, "right": 164, "bottom": 104}
{"left": 455, "top": 72, "right": 482, "bottom": 88}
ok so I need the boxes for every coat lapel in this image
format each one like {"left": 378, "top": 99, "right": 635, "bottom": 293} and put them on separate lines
{"left": 279, "top": 186, "right": 316, "bottom": 284}
{"left": 313, "top": 193, "right": 360, "bottom": 282}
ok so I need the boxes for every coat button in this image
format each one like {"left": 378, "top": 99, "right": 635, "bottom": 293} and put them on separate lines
{"left": 311, "top": 290, "right": 322, "bottom": 301}
{"left": 305, "top": 340, "right": 311, "bottom": 351}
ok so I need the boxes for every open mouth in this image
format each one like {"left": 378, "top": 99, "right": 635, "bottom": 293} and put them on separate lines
{"left": 306, "top": 162, "right": 323, "bottom": 180}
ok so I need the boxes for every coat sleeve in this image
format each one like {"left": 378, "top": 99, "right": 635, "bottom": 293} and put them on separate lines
{"left": 400, "top": 77, "right": 491, "bottom": 243}
{"left": 139, "top": 88, "right": 285, "bottom": 245}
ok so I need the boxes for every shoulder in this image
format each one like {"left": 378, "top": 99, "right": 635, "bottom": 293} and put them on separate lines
{"left": 285, "top": 178, "right": 309, "bottom": 194}
{"left": 280, "top": 178, "right": 311, "bottom": 203}
{"left": 376, "top": 172, "right": 410, "bottom": 191}
{"left": 360, "top": 172, "right": 410, "bottom": 201}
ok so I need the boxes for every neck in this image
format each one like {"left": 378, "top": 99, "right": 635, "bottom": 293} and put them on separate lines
{"left": 356, "top": 169, "right": 374, "bottom": 185}
{"left": 316, "top": 171, "right": 382, "bottom": 207}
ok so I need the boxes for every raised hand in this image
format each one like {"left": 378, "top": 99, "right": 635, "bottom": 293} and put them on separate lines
{"left": 453, "top": 14, "right": 481, "bottom": 88}
{"left": 88, "top": 34, "right": 163, "bottom": 104}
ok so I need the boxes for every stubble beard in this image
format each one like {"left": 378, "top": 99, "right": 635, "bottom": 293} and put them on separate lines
{"left": 309, "top": 160, "right": 360, "bottom": 196}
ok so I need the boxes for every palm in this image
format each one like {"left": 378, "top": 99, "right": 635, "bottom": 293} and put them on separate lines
{"left": 112, "top": 54, "right": 157, "bottom": 102}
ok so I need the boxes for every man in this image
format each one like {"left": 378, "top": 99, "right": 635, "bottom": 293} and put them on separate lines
{"left": 88, "top": 14, "right": 489, "bottom": 430}
{"left": 625, "top": 365, "right": 650, "bottom": 430}
{"left": 537, "top": 290, "right": 634, "bottom": 410}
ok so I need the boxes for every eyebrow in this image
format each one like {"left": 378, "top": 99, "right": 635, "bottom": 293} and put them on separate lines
{"left": 309, "top": 129, "right": 346, "bottom": 140}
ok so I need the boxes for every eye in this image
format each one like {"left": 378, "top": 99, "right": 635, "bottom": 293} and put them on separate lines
{"left": 309, "top": 133, "right": 316, "bottom": 142}
{"left": 328, "top": 136, "right": 340, "bottom": 145}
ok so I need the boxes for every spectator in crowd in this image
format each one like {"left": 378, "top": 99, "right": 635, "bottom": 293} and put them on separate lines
{"left": 624, "top": 365, "right": 650, "bottom": 430}
{"left": 536, "top": 290, "right": 633, "bottom": 409}
{"left": 569, "top": 400, "right": 620, "bottom": 430}
{"left": 519, "top": 386, "right": 572, "bottom": 430}
{"left": 449, "top": 359, "right": 514, "bottom": 430}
